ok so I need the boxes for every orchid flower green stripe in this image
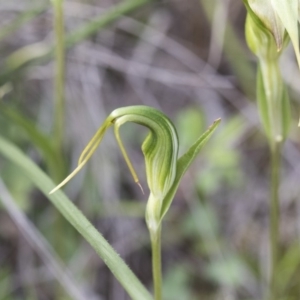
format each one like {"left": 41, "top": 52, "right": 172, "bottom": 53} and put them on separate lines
{"left": 110, "top": 106, "right": 178, "bottom": 201}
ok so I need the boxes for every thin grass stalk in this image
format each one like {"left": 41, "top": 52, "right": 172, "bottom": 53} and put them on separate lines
{"left": 66, "top": 0, "right": 149, "bottom": 47}
{"left": 52, "top": 3, "right": 67, "bottom": 297}
{"left": 200, "top": 0, "right": 255, "bottom": 96}
{"left": 150, "top": 227, "right": 162, "bottom": 300}
{"left": 0, "top": 179, "right": 86, "bottom": 300}
{"left": 0, "top": 0, "right": 150, "bottom": 86}
{"left": 269, "top": 141, "right": 281, "bottom": 300}
{"left": 0, "top": 5, "right": 47, "bottom": 42}
{"left": 53, "top": 0, "right": 65, "bottom": 152}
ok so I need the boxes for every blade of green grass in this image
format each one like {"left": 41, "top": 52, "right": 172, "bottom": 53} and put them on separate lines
{"left": 0, "top": 105, "right": 65, "bottom": 181}
{"left": 199, "top": 0, "right": 255, "bottom": 97}
{"left": 0, "top": 178, "right": 86, "bottom": 300}
{"left": 0, "top": 5, "right": 47, "bottom": 42}
{"left": 52, "top": 0, "right": 65, "bottom": 152}
{"left": 0, "top": 135, "right": 153, "bottom": 300}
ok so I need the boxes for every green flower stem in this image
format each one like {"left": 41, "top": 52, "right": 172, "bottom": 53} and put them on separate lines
{"left": 150, "top": 227, "right": 162, "bottom": 300}
{"left": 259, "top": 59, "right": 283, "bottom": 146}
{"left": 258, "top": 58, "right": 285, "bottom": 300}
{"left": 269, "top": 141, "right": 281, "bottom": 300}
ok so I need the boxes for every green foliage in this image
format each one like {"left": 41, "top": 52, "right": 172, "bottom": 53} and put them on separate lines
{"left": 175, "top": 107, "right": 205, "bottom": 153}
{"left": 0, "top": 135, "right": 153, "bottom": 300}
{"left": 163, "top": 265, "right": 191, "bottom": 300}
{"left": 197, "top": 116, "right": 243, "bottom": 194}
{"left": 2, "top": 0, "right": 300, "bottom": 299}
{"left": 206, "top": 255, "right": 247, "bottom": 288}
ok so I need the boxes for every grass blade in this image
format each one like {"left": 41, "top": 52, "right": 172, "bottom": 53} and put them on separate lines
{"left": 0, "top": 135, "right": 153, "bottom": 300}
{"left": 0, "top": 0, "right": 150, "bottom": 85}
{"left": 0, "top": 178, "right": 86, "bottom": 300}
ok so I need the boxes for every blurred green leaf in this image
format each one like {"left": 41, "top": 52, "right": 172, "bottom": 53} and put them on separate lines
{"left": 1, "top": 163, "right": 32, "bottom": 211}
{"left": 0, "top": 5, "right": 46, "bottom": 42}
{"left": 277, "top": 242, "right": 300, "bottom": 295}
{"left": 206, "top": 255, "right": 246, "bottom": 288}
{"left": 0, "top": 268, "right": 11, "bottom": 300}
{"left": 0, "top": 105, "right": 65, "bottom": 181}
{"left": 0, "top": 0, "right": 150, "bottom": 85}
{"left": 196, "top": 117, "right": 243, "bottom": 194}
{"left": 163, "top": 265, "right": 191, "bottom": 300}
{"left": 160, "top": 118, "right": 221, "bottom": 221}
{"left": 176, "top": 108, "right": 205, "bottom": 153}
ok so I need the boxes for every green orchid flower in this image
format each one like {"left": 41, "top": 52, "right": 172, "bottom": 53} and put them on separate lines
{"left": 244, "top": 0, "right": 293, "bottom": 146}
{"left": 50, "top": 105, "right": 220, "bottom": 300}
{"left": 244, "top": 0, "right": 300, "bottom": 66}
{"left": 50, "top": 105, "right": 220, "bottom": 231}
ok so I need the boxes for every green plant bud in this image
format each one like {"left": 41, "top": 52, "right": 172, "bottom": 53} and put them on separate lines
{"left": 247, "top": 0, "right": 285, "bottom": 50}
{"left": 245, "top": 12, "right": 291, "bottom": 145}
{"left": 244, "top": 0, "right": 300, "bottom": 66}
{"left": 245, "top": 13, "right": 281, "bottom": 60}
{"left": 243, "top": 1, "right": 295, "bottom": 143}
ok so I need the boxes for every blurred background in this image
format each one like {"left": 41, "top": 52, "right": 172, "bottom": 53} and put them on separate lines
{"left": 1, "top": 0, "right": 300, "bottom": 299}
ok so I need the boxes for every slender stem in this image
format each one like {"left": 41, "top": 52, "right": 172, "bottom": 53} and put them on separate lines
{"left": 269, "top": 141, "right": 281, "bottom": 300}
{"left": 0, "top": 5, "right": 47, "bottom": 42}
{"left": 66, "top": 0, "right": 149, "bottom": 47}
{"left": 53, "top": 0, "right": 65, "bottom": 152}
{"left": 150, "top": 227, "right": 162, "bottom": 300}
{"left": 52, "top": 3, "right": 66, "bottom": 298}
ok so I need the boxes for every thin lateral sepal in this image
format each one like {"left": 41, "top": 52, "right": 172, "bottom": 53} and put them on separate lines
{"left": 49, "top": 162, "right": 85, "bottom": 194}
{"left": 78, "top": 119, "right": 113, "bottom": 164}
{"left": 50, "top": 119, "right": 113, "bottom": 194}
